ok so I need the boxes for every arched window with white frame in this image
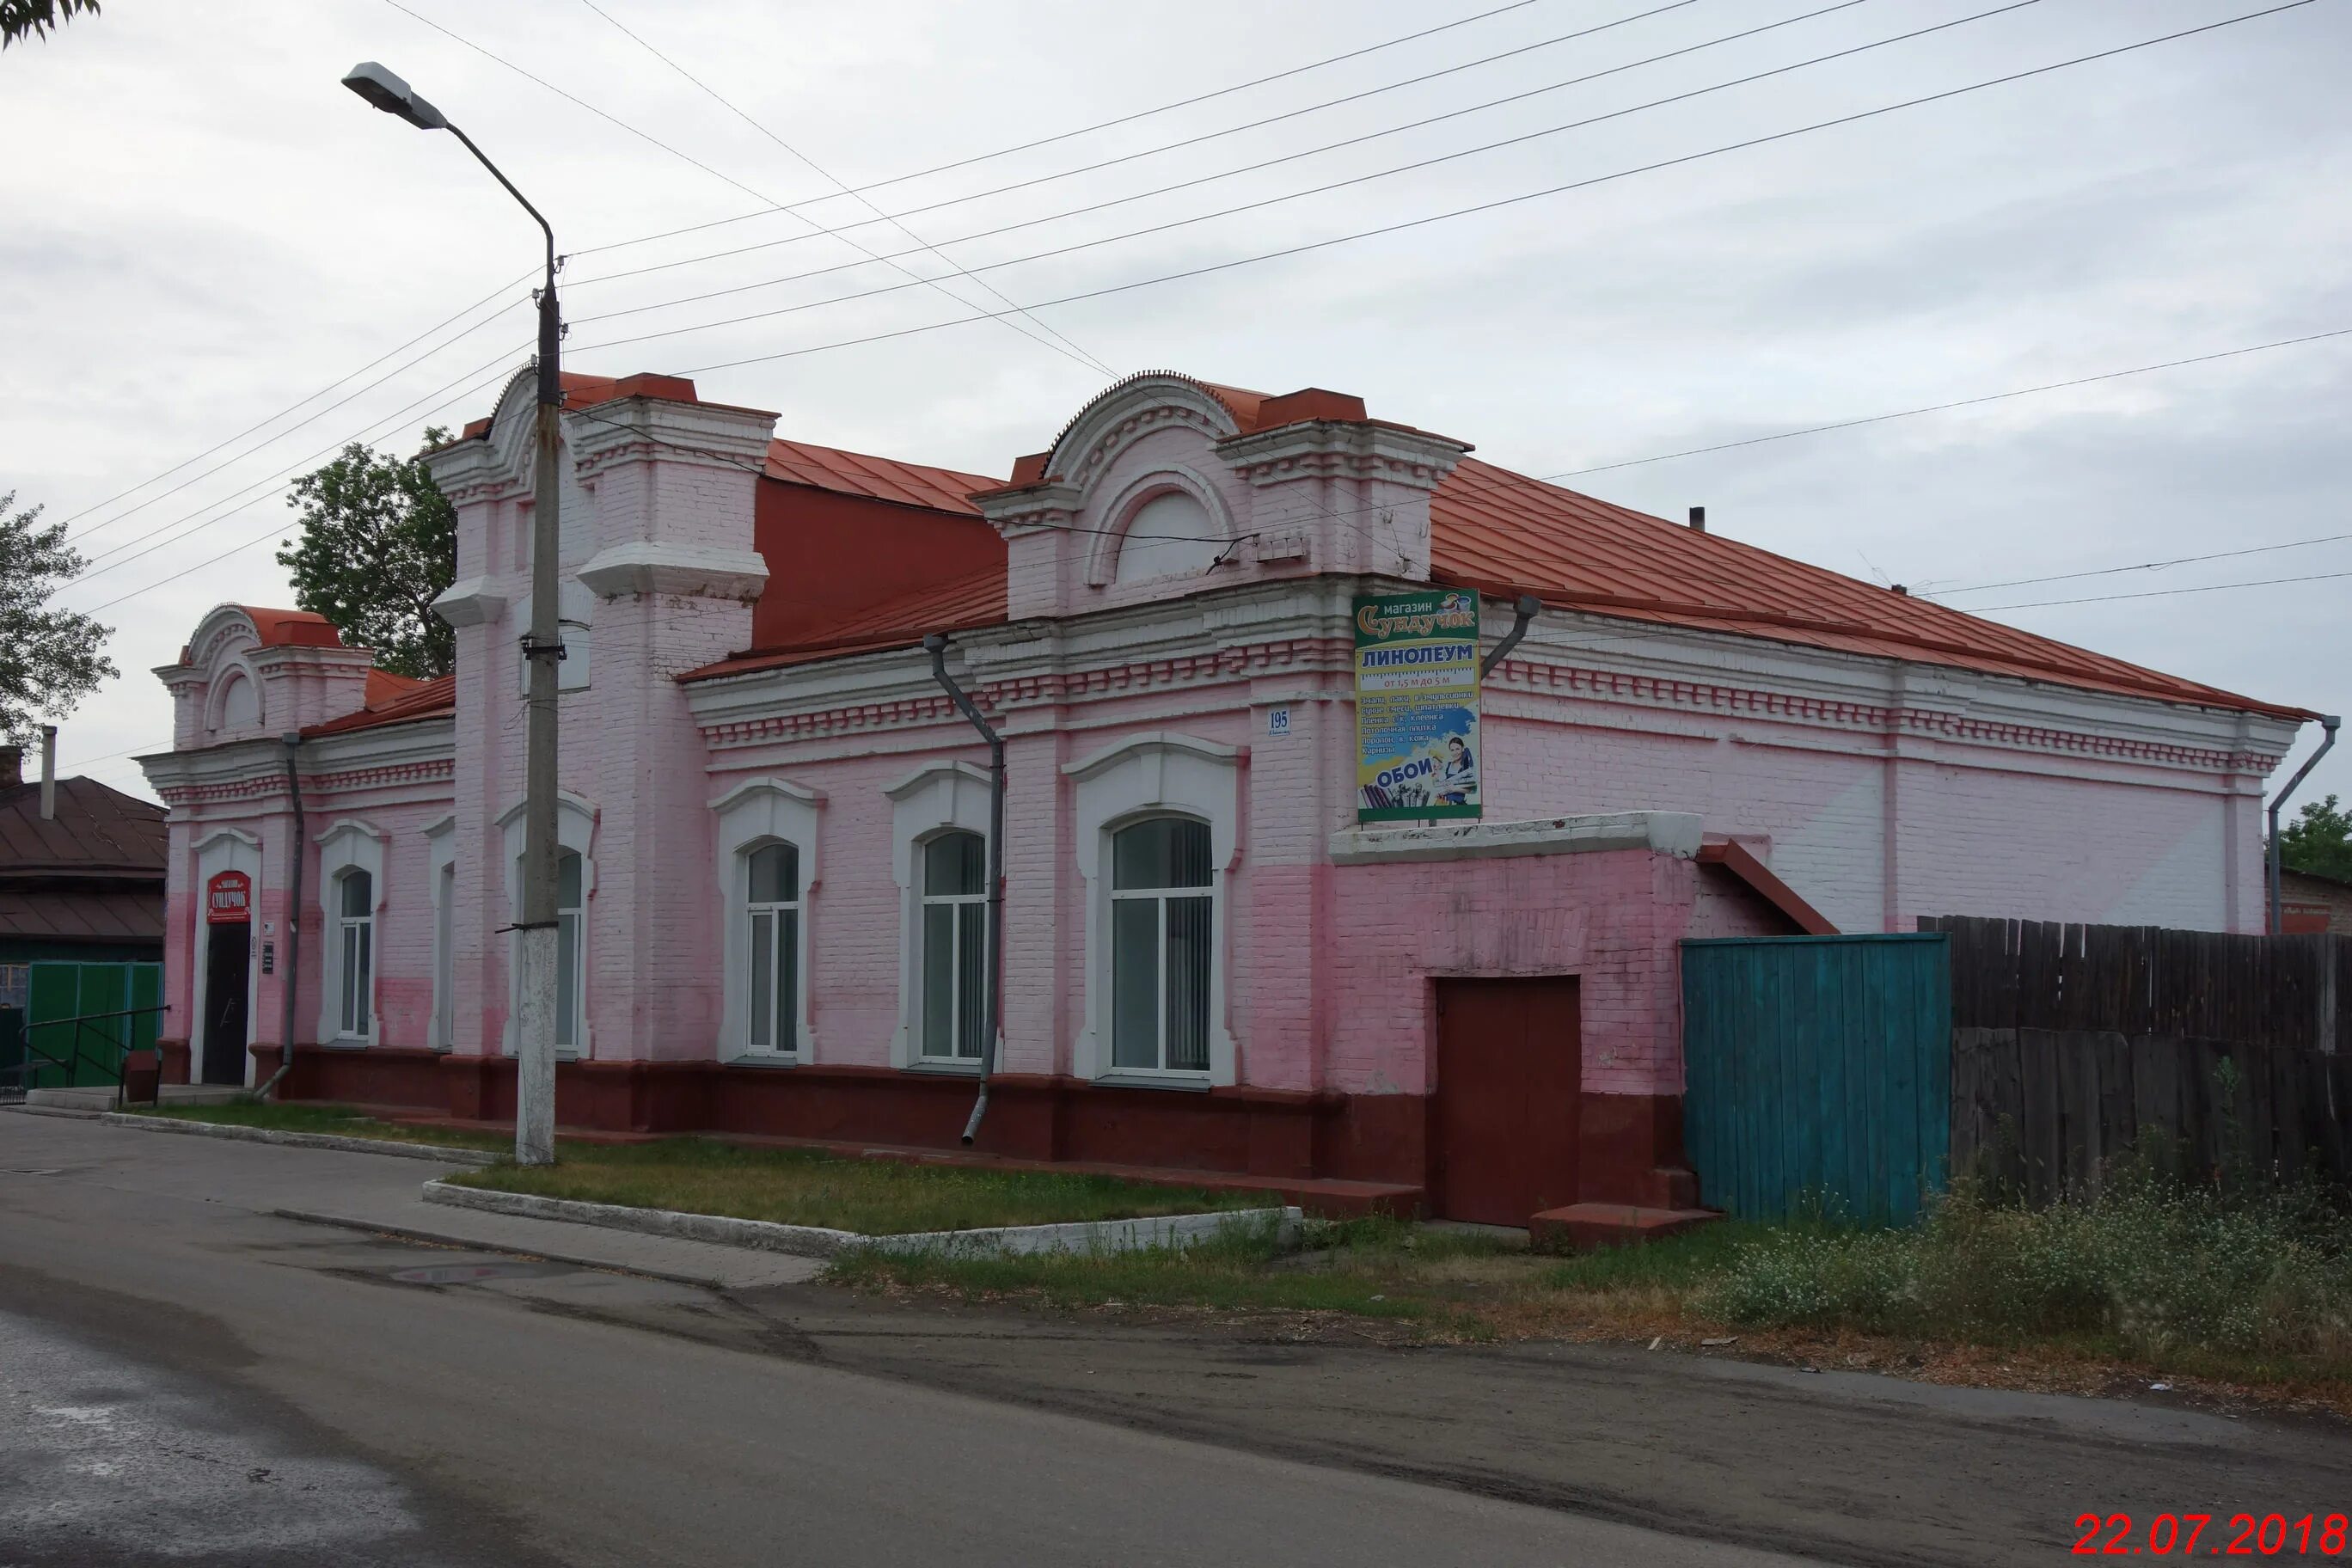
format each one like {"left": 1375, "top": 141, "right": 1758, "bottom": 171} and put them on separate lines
{"left": 334, "top": 867, "right": 373, "bottom": 1041}
{"left": 1108, "top": 818, "right": 1213, "bottom": 1072}
{"left": 918, "top": 830, "right": 987, "bottom": 1062}
{"left": 744, "top": 842, "right": 801, "bottom": 1054}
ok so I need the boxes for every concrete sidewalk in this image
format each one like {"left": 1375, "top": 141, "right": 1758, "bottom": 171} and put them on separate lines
{"left": 1, "top": 1109, "right": 821, "bottom": 1289}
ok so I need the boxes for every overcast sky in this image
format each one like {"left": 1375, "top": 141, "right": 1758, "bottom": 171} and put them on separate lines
{"left": 5, "top": 0, "right": 2345, "bottom": 811}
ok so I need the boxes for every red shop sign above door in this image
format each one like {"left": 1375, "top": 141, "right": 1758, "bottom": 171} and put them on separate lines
{"left": 206, "top": 869, "right": 253, "bottom": 924}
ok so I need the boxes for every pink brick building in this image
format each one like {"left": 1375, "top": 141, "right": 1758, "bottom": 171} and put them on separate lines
{"left": 140, "top": 370, "right": 2314, "bottom": 1222}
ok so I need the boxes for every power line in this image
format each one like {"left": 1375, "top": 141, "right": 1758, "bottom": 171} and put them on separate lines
{"left": 612, "top": 3, "right": 2310, "bottom": 378}
{"left": 572, "top": 0, "right": 1114, "bottom": 377}
{"left": 58, "top": 267, "right": 534, "bottom": 541}
{"left": 574, "top": 0, "right": 2046, "bottom": 352}
{"left": 1972, "top": 568, "right": 2352, "bottom": 612}
{"left": 62, "top": 341, "right": 532, "bottom": 589}
{"left": 566, "top": 0, "right": 1729, "bottom": 293}
{"left": 70, "top": 300, "right": 530, "bottom": 571}
{"left": 1552, "top": 326, "right": 2352, "bottom": 478}
{"left": 564, "top": 0, "right": 1562, "bottom": 263}
{"left": 1932, "top": 530, "right": 2352, "bottom": 596}
{"left": 381, "top": 0, "right": 1103, "bottom": 376}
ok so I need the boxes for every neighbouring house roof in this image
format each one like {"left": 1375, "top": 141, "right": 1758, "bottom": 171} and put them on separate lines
{"left": 301, "top": 672, "right": 458, "bottom": 738}
{"left": 0, "top": 778, "right": 167, "bottom": 878}
{"left": 763, "top": 438, "right": 1001, "bottom": 515}
{"left": 1426, "top": 458, "right": 2304, "bottom": 720}
{"left": 0, "top": 776, "right": 168, "bottom": 946}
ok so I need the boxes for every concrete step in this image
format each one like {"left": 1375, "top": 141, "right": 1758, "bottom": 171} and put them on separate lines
{"left": 1528, "top": 1203, "right": 1721, "bottom": 1253}
{"left": 158, "top": 1085, "right": 248, "bottom": 1106}
{"left": 23, "top": 1087, "right": 120, "bottom": 1112}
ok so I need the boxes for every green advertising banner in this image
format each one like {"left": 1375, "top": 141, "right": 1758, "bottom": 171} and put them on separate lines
{"left": 1354, "top": 588, "right": 1481, "bottom": 823}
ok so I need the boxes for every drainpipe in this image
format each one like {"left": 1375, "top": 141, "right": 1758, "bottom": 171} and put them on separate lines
{"left": 1479, "top": 594, "right": 1543, "bottom": 679}
{"left": 2269, "top": 714, "right": 2340, "bottom": 934}
{"left": 923, "top": 634, "right": 1005, "bottom": 1146}
{"left": 256, "top": 732, "right": 306, "bottom": 1100}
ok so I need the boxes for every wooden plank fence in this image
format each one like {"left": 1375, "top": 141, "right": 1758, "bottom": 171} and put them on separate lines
{"left": 1921, "top": 916, "right": 2352, "bottom": 1200}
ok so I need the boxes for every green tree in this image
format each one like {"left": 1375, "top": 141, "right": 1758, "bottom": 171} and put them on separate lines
{"left": 2279, "top": 793, "right": 2352, "bottom": 883}
{"left": 0, "top": 491, "right": 116, "bottom": 744}
{"left": 278, "top": 429, "right": 457, "bottom": 679}
{"left": 2, "top": 0, "right": 100, "bottom": 47}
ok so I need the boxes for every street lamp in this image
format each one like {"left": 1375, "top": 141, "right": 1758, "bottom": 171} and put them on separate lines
{"left": 343, "top": 60, "right": 563, "bottom": 1167}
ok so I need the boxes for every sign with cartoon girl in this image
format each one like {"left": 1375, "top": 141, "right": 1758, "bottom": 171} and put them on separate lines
{"left": 1353, "top": 588, "right": 1482, "bottom": 823}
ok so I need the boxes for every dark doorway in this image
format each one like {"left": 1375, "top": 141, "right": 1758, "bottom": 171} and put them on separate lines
{"left": 201, "top": 925, "right": 250, "bottom": 1086}
{"left": 1430, "top": 977, "right": 1583, "bottom": 1226}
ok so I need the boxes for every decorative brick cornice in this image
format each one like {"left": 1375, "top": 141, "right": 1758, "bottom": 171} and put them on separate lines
{"left": 157, "top": 757, "right": 455, "bottom": 807}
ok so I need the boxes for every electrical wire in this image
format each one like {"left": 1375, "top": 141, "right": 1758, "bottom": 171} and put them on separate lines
{"left": 1969, "top": 570, "right": 2352, "bottom": 612}
{"left": 1932, "top": 530, "right": 2352, "bottom": 596}
{"left": 572, "top": 0, "right": 1113, "bottom": 377}
{"left": 380, "top": 0, "right": 1105, "bottom": 376}
{"left": 563, "top": 0, "right": 1564, "bottom": 262}
{"left": 566, "top": 0, "right": 1733, "bottom": 292}
{"left": 598, "top": 3, "right": 2312, "bottom": 378}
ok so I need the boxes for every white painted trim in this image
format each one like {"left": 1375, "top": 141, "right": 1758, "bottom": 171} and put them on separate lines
{"left": 887, "top": 762, "right": 995, "bottom": 1069}
{"left": 1327, "top": 812, "right": 1706, "bottom": 865}
{"left": 425, "top": 817, "right": 457, "bottom": 1051}
{"left": 315, "top": 819, "right": 388, "bottom": 1045}
{"left": 1069, "top": 732, "right": 1240, "bottom": 1086}
{"left": 499, "top": 793, "right": 597, "bottom": 1058}
{"left": 713, "top": 780, "right": 823, "bottom": 1062}
{"left": 430, "top": 576, "right": 507, "bottom": 628}
{"left": 1089, "top": 465, "right": 1236, "bottom": 588}
{"left": 192, "top": 830, "right": 262, "bottom": 1088}
{"left": 576, "top": 541, "right": 769, "bottom": 601}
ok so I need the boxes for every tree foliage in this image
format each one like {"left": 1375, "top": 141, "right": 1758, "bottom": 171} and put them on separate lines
{"left": 0, "top": 491, "right": 117, "bottom": 744}
{"left": 1, "top": 0, "right": 101, "bottom": 47}
{"left": 2279, "top": 793, "right": 2352, "bottom": 884}
{"left": 278, "top": 430, "right": 457, "bottom": 679}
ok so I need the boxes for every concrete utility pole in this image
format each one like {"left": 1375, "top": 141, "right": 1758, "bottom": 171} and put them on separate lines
{"left": 342, "top": 62, "right": 561, "bottom": 1164}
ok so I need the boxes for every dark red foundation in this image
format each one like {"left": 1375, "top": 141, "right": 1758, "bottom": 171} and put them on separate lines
{"left": 242, "top": 1044, "right": 1691, "bottom": 1218}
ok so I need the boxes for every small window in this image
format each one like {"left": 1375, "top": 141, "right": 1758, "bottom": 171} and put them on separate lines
{"left": 744, "top": 842, "right": 800, "bottom": 1053}
{"left": 555, "top": 852, "right": 585, "bottom": 1050}
{"left": 919, "top": 831, "right": 987, "bottom": 1062}
{"left": 335, "top": 868, "right": 373, "bottom": 1038}
{"left": 1108, "top": 818, "right": 1212, "bottom": 1072}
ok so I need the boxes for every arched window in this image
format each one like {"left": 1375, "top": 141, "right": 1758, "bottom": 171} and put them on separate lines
{"left": 555, "top": 851, "right": 585, "bottom": 1051}
{"left": 919, "top": 831, "right": 987, "bottom": 1061}
{"left": 334, "top": 868, "right": 373, "bottom": 1039}
{"left": 1109, "top": 818, "right": 1212, "bottom": 1072}
{"left": 744, "top": 842, "right": 800, "bottom": 1052}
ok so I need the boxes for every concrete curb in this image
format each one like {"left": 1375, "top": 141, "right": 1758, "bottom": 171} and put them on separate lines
{"left": 94, "top": 1112, "right": 499, "bottom": 1167}
{"left": 422, "top": 1179, "right": 1302, "bottom": 1259}
{"left": 4, "top": 1105, "right": 104, "bottom": 1122}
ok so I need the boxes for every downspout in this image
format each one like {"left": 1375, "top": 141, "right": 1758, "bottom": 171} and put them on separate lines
{"left": 1479, "top": 594, "right": 1543, "bottom": 679}
{"left": 2268, "top": 714, "right": 2340, "bottom": 934}
{"left": 256, "top": 732, "right": 306, "bottom": 1100}
{"left": 924, "top": 634, "right": 1005, "bottom": 1146}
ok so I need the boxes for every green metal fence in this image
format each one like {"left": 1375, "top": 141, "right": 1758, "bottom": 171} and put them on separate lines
{"left": 20, "top": 961, "right": 164, "bottom": 1090}
{"left": 1681, "top": 934, "right": 1952, "bottom": 1224}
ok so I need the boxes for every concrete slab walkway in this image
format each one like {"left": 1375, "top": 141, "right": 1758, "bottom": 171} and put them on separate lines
{"left": 0, "top": 1108, "right": 821, "bottom": 1289}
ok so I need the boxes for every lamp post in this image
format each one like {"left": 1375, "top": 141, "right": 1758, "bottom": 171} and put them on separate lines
{"left": 343, "top": 61, "right": 560, "bottom": 1166}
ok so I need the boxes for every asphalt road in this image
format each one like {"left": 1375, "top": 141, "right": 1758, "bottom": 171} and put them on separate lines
{"left": 3, "top": 1112, "right": 2346, "bottom": 1565}
{"left": 0, "top": 1113, "right": 1810, "bottom": 1567}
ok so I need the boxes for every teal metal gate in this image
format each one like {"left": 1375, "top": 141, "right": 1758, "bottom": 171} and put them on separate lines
{"left": 1681, "top": 934, "right": 1951, "bottom": 1223}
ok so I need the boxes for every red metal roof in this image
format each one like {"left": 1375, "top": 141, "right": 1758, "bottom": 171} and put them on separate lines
{"left": 236, "top": 606, "right": 343, "bottom": 649}
{"left": 763, "top": 438, "right": 1002, "bottom": 516}
{"left": 682, "top": 566, "right": 1008, "bottom": 682}
{"left": 302, "top": 672, "right": 457, "bottom": 738}
{"left": 1429, "top": 458, "right": 2300, "bottom": 718}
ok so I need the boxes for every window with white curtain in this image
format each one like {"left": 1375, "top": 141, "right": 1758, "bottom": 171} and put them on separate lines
{"left": 1108, "top": 817, "right": 1212, "bottom": 1073}
{"left": 744, "top": 842, "right": 800, "bottom": 1054}
{"left": 555, "top": 851, "right": 585, "bottom": 1051}
{"left": 334, "top": 868, "right": 373, "bottom": 1039}
{"left": 919, "top": 831, "right": 987, "bottom": 1061}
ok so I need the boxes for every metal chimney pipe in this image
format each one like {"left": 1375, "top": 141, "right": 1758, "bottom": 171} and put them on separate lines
{"left": 39, "top": 725, "right": 57, "bottom": 820}
{"left": 1687, "top": 506, "right": 1706, "bottom": 533}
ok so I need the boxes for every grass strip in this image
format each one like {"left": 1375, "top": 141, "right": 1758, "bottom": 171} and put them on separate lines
{"left": 445, "top": 1137, "right": 1272, "bottom": 1235}
{"left": 124, "top": 1101, "right": 511, "bottom": 1151}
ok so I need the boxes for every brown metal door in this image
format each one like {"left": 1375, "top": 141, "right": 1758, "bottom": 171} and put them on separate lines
{"left": 1431, "top": 977, "right": 1582, "bottom": 1225}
